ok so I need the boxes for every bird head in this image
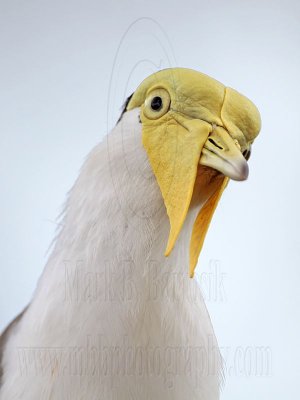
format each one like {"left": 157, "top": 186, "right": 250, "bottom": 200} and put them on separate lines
{"left": 126, "top": 68, "right": 261, "bottom": 277}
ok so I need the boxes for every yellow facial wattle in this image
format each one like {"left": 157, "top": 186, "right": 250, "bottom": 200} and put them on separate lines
{"left": 127, "top": 68, "right": 261, "bottom": 276}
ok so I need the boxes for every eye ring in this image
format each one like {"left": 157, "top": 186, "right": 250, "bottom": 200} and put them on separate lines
{"left": 144, "top": 88, "right": 171, "bottom": 120}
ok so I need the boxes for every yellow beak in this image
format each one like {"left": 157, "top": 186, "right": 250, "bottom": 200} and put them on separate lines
{"left": 200, "top": 126, "right": 249, "bottom": 181}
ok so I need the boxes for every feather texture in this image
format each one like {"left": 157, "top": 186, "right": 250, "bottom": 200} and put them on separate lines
{"left": 0, "top": 108, "right": 221, "bottom": 400}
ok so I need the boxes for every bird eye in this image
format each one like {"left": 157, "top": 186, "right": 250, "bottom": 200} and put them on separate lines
{"left": 151, "top": 96, "right": 163, "bottom": 111}
{"left": 144, "top": 88, "right": 171, "bottom": 119}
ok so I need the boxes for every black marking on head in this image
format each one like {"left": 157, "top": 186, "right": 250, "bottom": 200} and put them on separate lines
{"left": 243, "top": 146, "right": 251, "bottom": 161}
{"left": 116, "top": 93, "right": 134, "bottom": 124}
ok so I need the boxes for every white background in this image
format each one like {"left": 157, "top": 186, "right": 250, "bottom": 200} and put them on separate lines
{"left": 0, "top": 0, "right": 299, "bottom": 398}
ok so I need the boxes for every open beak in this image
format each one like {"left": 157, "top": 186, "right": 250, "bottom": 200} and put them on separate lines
{"left": 199, "top": 126, "right": 249, "bottom": 181}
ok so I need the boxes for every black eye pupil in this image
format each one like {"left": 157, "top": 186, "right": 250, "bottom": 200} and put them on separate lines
{"left": 151, "top": 96, "right": 163, "bottom": 111}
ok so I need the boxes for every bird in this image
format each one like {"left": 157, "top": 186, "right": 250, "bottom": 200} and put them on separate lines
{"left": 0, "top": 68, "right": 261, "bottom": 400}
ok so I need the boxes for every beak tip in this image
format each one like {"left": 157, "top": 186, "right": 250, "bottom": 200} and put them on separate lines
{"left": 233, "top": 160, "right": 249, "bottom": 181}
